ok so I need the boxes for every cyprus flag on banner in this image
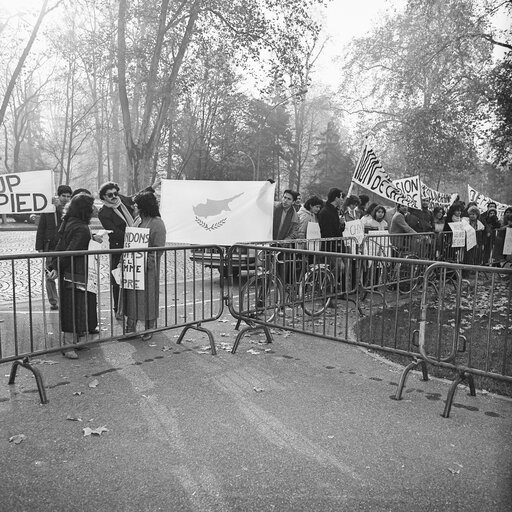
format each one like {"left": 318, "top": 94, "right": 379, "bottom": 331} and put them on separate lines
{"left": 161, "top": 180, "right": 275, "bottom": 245}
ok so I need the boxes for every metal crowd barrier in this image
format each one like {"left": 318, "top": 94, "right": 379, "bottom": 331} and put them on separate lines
{"left": 417, "top": 261, "right": 512, "bottom": 417}
{"left": 0, "top": 244, "right": 224, "bottom": 403}
{"left": 226, "top": 241, "right": 511, "bottom": 417}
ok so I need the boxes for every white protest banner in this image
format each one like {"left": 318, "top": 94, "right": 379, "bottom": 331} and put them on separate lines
{"left": 420, "top": 182, "right": 453, "bottom": 207}
{"left": 121, "top": 227, "right": 150, "bottom": 290}
{"left": 462, "top": 223, "right": 476, "bottom": 251}
{"left": 0, "top": 170, "right": 55, "bottom": 215}
{"left": 449, "top": 222, "right": 465, "bottom": 248}
{"left": 351, "top": 145, "right": 417, "bottom": 208}
{"left": 306, "top": 222, "right": 321, "bottom": 251}
{"left": 392, "top": 176, "right": 422, "bottom": 209}
{"left": 503, "top": 228, "right": 512, "bottom": 255}
{"left": 364, "top": 231, "right": 391, "bottom": 257}
{"left": 161, "top": 180, "right": 275, "bottom": 245}
{"left": 87, "top": 232, "right": 112, "bottom": 294}
{"left": 343, "top": 219, "right": 365, "bottom": 245}
{"left": 467, "top": 185, "right": 510, "bottom": 218}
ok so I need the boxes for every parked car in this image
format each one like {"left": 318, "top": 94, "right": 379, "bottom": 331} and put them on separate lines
{"left": 7, "top": 213, "right": 38, "bottom": 224}
{"left": 189, "top": 246, "right": 257, "bottom": 278}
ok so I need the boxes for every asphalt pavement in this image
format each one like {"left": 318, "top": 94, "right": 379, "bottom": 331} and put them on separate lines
{"left": 1, "top": 314, "right": 511, "bottom": 512}
{"left": 1, "top": 224, "right": 511, "bottom": 511}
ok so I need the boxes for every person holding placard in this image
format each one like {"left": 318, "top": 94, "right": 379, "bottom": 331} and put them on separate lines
{"left": 462, "top": 206, "right": 485, "bottom": 266}
{"left": 98, "top": 182, "right": 137, "bottom": 313}
{"left": 119, "top": 191, "right": 166, "bottom": 341}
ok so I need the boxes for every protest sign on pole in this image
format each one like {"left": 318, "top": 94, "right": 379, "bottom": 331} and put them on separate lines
{"left": 160, "top": 180, "right": 275, "bottom": 245}
{"left": 392, "top": 176, "right": 422, "bottom": 209}
{"left": 350, "top": 145, "right": 417, "bottom": 208}
{"left": 121, "top": 227, "right": 150, "bottom": 290}
{"left": 0, "top": 170, "right": 54, "bottom": 214}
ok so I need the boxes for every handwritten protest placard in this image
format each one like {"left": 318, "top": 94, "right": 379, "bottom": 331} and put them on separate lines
{"left": 449, "top": 222, "right": 465, "bottom": 248}
{"left": 120, "top": 227, "right": 150, "bottom": 290}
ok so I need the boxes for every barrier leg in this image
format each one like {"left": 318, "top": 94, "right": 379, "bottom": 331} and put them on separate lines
{"left": 232, "top": 325, "right": 273, "bottom": 354}
{"left": 8, "top": 357, "right": 49, "bottom": 405}
{"left": 176, "top": 323, "right": 217, "bottom": 355}
{"left": 393, "top": 358, "right": 427, "bottom": 400}
{"left": 442, "top": 370, "right": 476, "bottom": 418}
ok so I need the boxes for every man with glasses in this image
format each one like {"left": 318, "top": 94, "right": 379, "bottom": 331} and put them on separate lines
{"left": 35, "top": 184, "right": 73, "bottom": 310}
{"left": 98, "top": 182, "right": 137, "bottom": 313}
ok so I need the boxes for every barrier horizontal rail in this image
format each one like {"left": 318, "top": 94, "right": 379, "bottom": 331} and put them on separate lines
{"left": 226, "top": 242, "right": 511, "bottom": 417}
{"left": 0, "top": 244, "right": 224, "bottom": 402}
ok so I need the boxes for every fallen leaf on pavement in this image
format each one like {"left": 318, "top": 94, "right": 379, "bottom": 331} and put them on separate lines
{"left": 73, "top": 391, "right": 83, "bottom": 396}
{"left": 83, "top": 426, "right": 109, "bottom": 436}
{"left": 253, "top": 387, "right": 264, "bottom": 393}
{"left": 88, "top": 379, "right": 99, "bottom": 388}
{"left": 9, "top": 434, "right": 26, "bottom": 444}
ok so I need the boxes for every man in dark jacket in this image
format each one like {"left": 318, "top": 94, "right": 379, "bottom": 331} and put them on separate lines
{"left": 98, "top": 182, "right": 136, "bottom": 313}
{"left": 318, "top": 187, "right": 344, "bottom": 252}
{"left": 35, "top": 184, "right": 72, "bottom": 309}
{"left": 318, "top": 188, "right": 346, "bottom": 299}
{"left": 273, "top": 189, "right": 299, "bottom": 241}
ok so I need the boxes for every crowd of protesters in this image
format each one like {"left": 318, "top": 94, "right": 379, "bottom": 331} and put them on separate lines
{"left": 273, "top": 188, "right": 512, "bottom": 268}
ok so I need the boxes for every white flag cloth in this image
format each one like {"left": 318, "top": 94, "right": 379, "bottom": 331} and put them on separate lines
{"left": 160, "top": 180, "right": 275, "bottom": 245}
{"left": 351, "top": 145, "right": 417, "bottom": 208}
{"left": 0, "top": 170, "right": 55, "bottom": 214}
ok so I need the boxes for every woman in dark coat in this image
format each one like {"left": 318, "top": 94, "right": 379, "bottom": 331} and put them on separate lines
{"left": 119, "top": 191, "right": 166, "bottom": 341}
{"left": 47, "top": 193, "right": 98, "bottom": 359}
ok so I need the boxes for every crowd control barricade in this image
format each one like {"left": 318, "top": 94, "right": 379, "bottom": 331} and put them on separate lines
{"left": 0, "top": 244, "right": 224, "bottom": 403}
{"left": 417, "top": 261, "right": 512, "bottom": 417}
{"left": 226, "top": 241, "right": 511, "bottom": 417}
{"left": 361, "top": 232, "right": 437, "bottom": 261}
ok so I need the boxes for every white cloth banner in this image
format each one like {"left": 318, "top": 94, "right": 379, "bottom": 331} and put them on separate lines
{"left": 364, "top": 231, "right": 391, "bottom": 257}
{"left": 0, "top": 170, "right": 54, "bottom": 214}
{"left": 161, "top": 180, "right": 275, "bottom": 245}
{"left": 351, "top": 145, "right": 417, "bottom": 208}
{"left": 449, "top": 222, "right": 465, "bottom": 248}
{"left": 306, "top": 222, "right": 321, "bottom": 251}
{"left": 503, "top": 228, "right": 512, "bottom": 255}
{"left": 121, "top": 227, "right": 150, "bottom": 290}
{"left": 420, "top": 182, "right": 454, "bottom": 207}
{"left": 467, "top": 185, "right": 511, "bottom": 218}
{"left": 392, "top": 176, "right": 422, "bottom": 209}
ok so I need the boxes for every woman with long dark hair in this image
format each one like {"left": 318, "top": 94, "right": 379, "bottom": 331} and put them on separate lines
{"left": 46, "top": 193, "right": 98, "bottom": 359}
{"left": 119, "top": 191, "right": 166, "bottom": 341}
